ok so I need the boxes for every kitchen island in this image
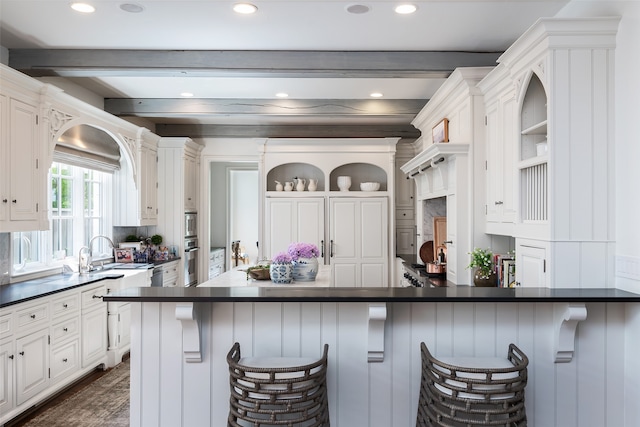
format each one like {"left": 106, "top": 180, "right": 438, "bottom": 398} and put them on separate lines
{"left": 105, "top": 285, "right": 640, "bottom": 427}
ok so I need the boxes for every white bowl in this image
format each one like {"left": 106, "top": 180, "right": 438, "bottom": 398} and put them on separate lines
{"left": 360, "top": 182, "right": 380, "bottom": 191}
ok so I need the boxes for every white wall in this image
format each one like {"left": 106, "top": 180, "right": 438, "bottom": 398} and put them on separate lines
{"left": 555, "top": 1, "right": 640, "bottom": 292}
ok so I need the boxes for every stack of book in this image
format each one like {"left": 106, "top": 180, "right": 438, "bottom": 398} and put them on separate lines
{"left": 493, "top": 253, "right": 516, "bottom": 287}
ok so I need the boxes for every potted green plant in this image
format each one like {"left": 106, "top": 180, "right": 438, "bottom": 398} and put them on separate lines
{"left": 467, "top": 247, "right": 496, "bottom": 287}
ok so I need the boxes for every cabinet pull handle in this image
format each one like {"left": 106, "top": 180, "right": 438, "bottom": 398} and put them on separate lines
{"left": 321, "top": 240, "right": 324, "bottom": 258}
{"left": 19, "top": 351, "right": 24, "bottom": 356}
{"left": 330, "top": 240, "right": 335, "bottom": 258}
{"left": 92, "top": 295, "right": 103, "bottom": 299}
{"left": 494, "top": 201, "right": 503, "bottom": 205}
{"left": 443, "top": 241, "right": 453, "bottom": 245}
{"left": 30, "top": 314, "right": 36, "bottom": 319}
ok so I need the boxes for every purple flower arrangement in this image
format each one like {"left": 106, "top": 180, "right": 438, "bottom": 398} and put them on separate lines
{"left": 272, "top": 251, "right": 293, "bottom": 264}
{"left": 287, "top": 242, "right": 320, "bottom": 260}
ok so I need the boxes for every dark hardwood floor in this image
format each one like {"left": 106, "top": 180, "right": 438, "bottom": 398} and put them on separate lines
{"left": 6, "top": 354, "right": 129, "bottom": 427}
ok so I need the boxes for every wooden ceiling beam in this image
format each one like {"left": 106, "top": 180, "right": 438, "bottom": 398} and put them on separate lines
{"left": 10, "top": 49, "right": 500, "bottom": 78}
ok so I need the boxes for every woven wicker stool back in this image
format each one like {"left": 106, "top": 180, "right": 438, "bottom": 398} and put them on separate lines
{"left": 417, "top": 342, "right": 528, "bottom": 427}
{"left": 227, "top": 342, "right": 330, "bottom": 427}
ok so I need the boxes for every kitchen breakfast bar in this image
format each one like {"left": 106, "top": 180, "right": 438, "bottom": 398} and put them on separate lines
{"left": 105, "top": 284, "right": 640, "bottom": 427}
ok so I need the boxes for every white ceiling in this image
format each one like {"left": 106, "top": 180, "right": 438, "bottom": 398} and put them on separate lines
{"left": 0, "top": 0, "right": 570, "bottom": 135}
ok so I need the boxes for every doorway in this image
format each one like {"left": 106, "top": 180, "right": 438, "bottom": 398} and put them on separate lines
{"left": 209, "top": 162, "right": 258, "bottom": 271}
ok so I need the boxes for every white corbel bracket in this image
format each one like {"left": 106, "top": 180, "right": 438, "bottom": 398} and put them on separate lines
{"left": 368, "top": 303, "right": 387, "bottom": 363}
{"left": 175, "top": 302, "right": 202, "bottom": 363}
{"left": 554, "top": 303, "right": 587, "bottom": 363}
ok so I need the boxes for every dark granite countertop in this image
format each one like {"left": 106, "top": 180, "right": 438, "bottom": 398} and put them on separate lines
{"left": 1, "top": 272, "right": 126, "bottom": 308}
{"left": 104, "top": 285, "right": 640, "bottom": 303}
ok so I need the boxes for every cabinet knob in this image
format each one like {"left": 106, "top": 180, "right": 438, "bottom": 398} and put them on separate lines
{"left": 12, "top": 199, "right": 17, "bottom": 203}
{"left": 63, "top": 327, "right": 68, "bottom": 332}
{"left": 63, "top": 303, "right": 68, "bottom": 308}
{"left": 30, "top": 314, "right": 36, "bottom": 319}
{"left": 402, "top": 213, "right": 406, "bottom": 216}
{"left": 19, "top": 351, "right": 24, "bottom": 356}
{"left": 2, "top": 199, "right": 6, "bottom": 203}
{"left": 8, "top": 355, "right": 13, "bottom": 360}
{"left": 63, "top": 358, "right": 68, "bottom": 363}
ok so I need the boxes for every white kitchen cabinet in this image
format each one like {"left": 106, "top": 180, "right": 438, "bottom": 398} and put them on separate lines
{"left": 81, "top": 283, "right": 107, "bottom": 368}
{"left": 209, "top": 248, "right": 225, "bottom": 279}
{"left": 479, "top": 75, "right": 517, "bottom": 235}
{"left": 162, "top": 260, "right": 180, "bottom": 287}
{"left": 395, "top": 156, "right": 414, "bottom": 209}
{"left": 0, "top": 339, "right": 14, "bottom": 415}
{"left": 184, "top": 152, "right": 198, "bottom": 211}
{"left": 265, "top": 198, "right": 325, "bottom": 261}
{"left": 0, "top": 92, "right": 47, "bottom": 232}
{"left": 476, "top": 17, "right": 619, "bottom": 287}
{"left": 49, "top": 339, "right": 80, "bottom": 385}
{"left": 516, "top": 240, "right": 548, "bottom": 287}
{"left": 396, "top": 226, "right": 415, "bottom": 255}
{"left": 15, "top": 327, "right": 49, "bottom": 406}
{"left": 260, "top": 138, "right": 398, "bottom": 286}
{"left": 116, "top": 303, "right": 132, "bottom": 351}
{"left": 330, "top": 197, "right": 388, "bottom": 287}
{"left": 141, "top": 143, "right": 158, "bottom": 221}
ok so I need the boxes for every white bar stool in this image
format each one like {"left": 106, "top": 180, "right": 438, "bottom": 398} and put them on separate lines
{"left": 227, "top": 342, "right": 330, "bottom": 427}
{"left": 417, "top": 342, "right": 528, "bottom": 427}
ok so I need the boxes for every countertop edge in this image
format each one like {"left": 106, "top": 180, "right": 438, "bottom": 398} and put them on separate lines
{"left": 103, "top": 286, "right": 640, "bottom": 303}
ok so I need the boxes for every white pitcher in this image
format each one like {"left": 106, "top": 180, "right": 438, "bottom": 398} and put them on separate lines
{"left": 284, "top": 181, "right": 294, "bottom": 191}
{"left": 275, "top": 181, "right": 284, "bottom": 191}
{"left": 308, "top": 178, "right": 318, "bottom": 192}
{"left": 296, "top": 178, "right": 306, "bottom": 191}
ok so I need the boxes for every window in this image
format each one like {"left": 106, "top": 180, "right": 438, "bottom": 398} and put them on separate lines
{"left": 11, "top": 162, "right": 112, "bottom": 276}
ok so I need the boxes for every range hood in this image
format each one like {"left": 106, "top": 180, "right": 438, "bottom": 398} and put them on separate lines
{"left": 55, "top": 124, "right": 121, "bottom": 172}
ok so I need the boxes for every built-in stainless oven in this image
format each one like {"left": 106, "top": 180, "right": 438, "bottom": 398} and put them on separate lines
{"left": 184, "top": 237, "right": 199, "bottom": 286}
{"left": 185, "top": 212, "right": 197, "bottom": 238}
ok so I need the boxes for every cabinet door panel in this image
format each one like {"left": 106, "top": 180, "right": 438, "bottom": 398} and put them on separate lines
{"left": 360, "top": 200, "right": 386, "bottom": 259}
{"left": 330, "top": 200, "right": 357, "bottom": 259}
{"left": 82, "top": 306, "right": 107, "bottom": 368}
{"left": 50, "top": 339, "right": 79, "bottom": 384}
{"left": 295, "top": 201, "right": 324, "bottom": 250}
{"left": 16, "top": 328, "right": 49, "bottom": 406}
{"left": 361, "top": 264, "right": 385, "bottom": 287}
{"left": 518, "top": 245, "right": 546, "bottom": 287}
{"left": 265, "top": 200, "right": 295, "bottom": 259}
{"left": 333, "top": 264, "right": 357, "bottom": 288}
{"left": 9, "top": 98, "right": 39, "bottom": 222}
{"left": 0, "top": 340, "right": 14, "bottom": 413}
{"left": 0, "top": 94, "right": 7, "bottom": 223}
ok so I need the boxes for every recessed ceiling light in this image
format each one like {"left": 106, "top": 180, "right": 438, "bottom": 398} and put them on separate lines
{"left": 370, "top": 92, "right": 383, "bottom": 98}
{"left": 119, "top": 3, "right": 144, "bottom": 13}
{"left": 180, "top": 92, "right": 194, "bottom": 97}
{"left": 275, "top": 93, "right": 289, "bottom": 98}
{"left": 70, "top": 2, "right": 95, "bottom": 13}
{"left": 346, "top": 4, "right": 370, "bottom": 14}
{"left": 395, "top": 4, "right": 417, "bottom": 14}
{"left": 233, "top": 3, "right": 258, "bottom": 14}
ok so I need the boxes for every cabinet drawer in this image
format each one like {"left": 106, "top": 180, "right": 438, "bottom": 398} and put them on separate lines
{"left": 0, "top": 313, "right": 13, "bottom": 340}
{"left": 81, "top": 283, "right": 107, "bottom": 310}
{"left": 162, "top": 261, "right": 179, "bottom": 276}
{"left": 51, "top": 292, "right": 80, "bottom": 317}
{"left": 396, "top": 209, "right": 415, "bottom": 221}
{"left": 16, "top": 301, "right": 49, "bottom": 330}
{"left": 51, "top": 316, "right": 80, "bottom": 345}
{"left": 50, "top": 339, "right": 80, "bottom": 384}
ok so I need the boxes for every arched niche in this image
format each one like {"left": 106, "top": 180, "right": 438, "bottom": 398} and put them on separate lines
{"left": 329, "top": 163, "right": 387, "bottom": 191}
{"left": 266, "top": 163, "right": 324, "bottom": 192}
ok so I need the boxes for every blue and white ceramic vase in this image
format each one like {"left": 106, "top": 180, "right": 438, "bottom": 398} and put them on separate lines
{"left": 270, "top": 263, "right": 293, "bottom": 284}
{"left": 292, "top": 257, "right": 319, "bottom": 282}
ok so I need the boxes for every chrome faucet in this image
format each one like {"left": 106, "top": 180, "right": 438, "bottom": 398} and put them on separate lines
{"left": 88, "top": 235, "right": 115, "bottom": 270}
